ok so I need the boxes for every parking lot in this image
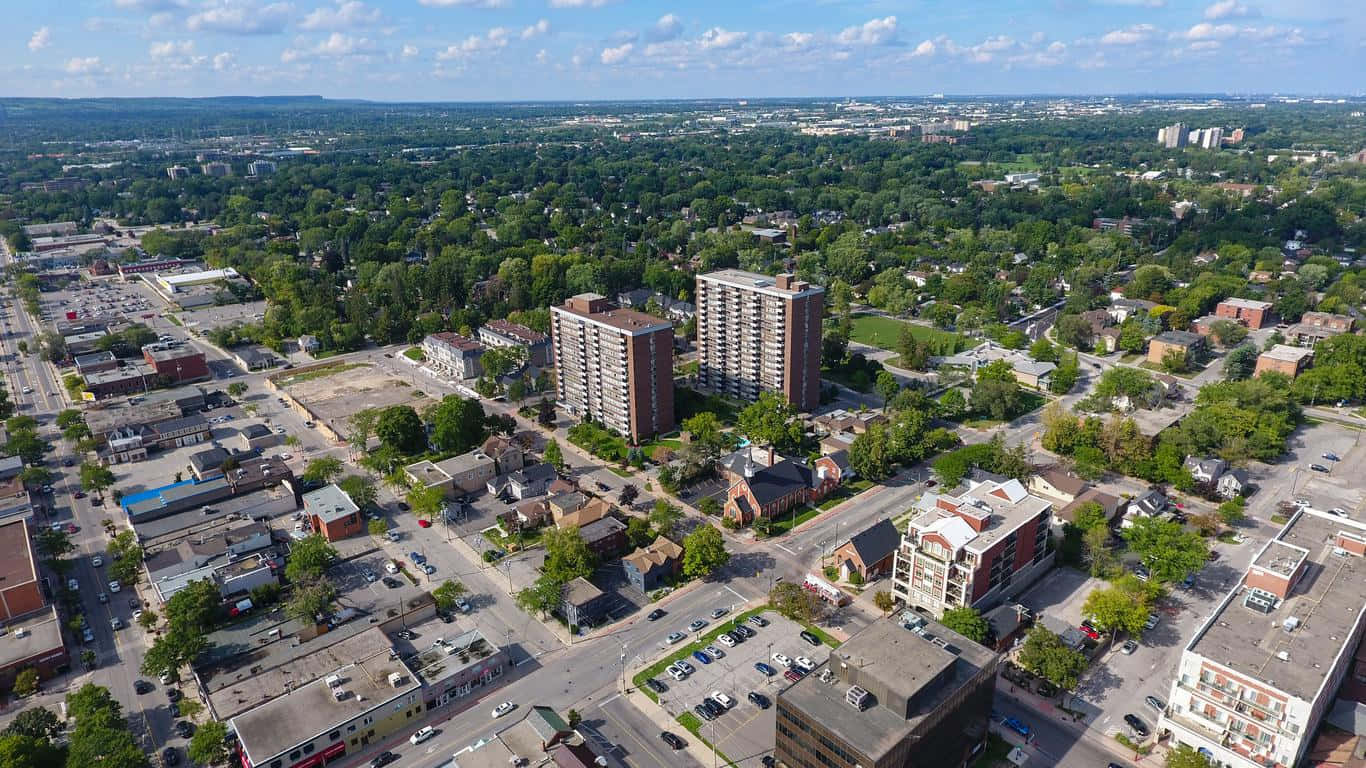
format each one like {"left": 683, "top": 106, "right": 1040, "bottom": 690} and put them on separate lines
{"left": 641, "top": 609, "right": 832, "bottom": 767}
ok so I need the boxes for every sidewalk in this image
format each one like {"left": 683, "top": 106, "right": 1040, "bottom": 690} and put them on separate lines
{"left": 997, "top": 675, "right": 1170, "bottom": 768}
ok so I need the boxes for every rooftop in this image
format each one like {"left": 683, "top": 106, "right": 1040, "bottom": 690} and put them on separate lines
{"left": 909, "top": 477, "right": 1052, "bottom": 555}
{"left": 562, "top": 576, "right": 603, "bottom": 606}
{"left": 230, "top": 628, "right": 419, "bottom": 765}
{"left": 427, "top": 331, "right": 483, "bottom": 353}
{"left": 0, "top": 519, "right": 39, "bottom": 595}
{"left": 554, "top": 294, "right": 673, "bottom": 335}
{"left": 1187, "top": 509, "right": 1366, "bottom": 701}
{"left": 481, "top": 319, "right": 548, "bottom": 345}
{"left": 143, "top": 345, "right": 204, "bottom": 363}
{"left": 1221, "top": 297, "right": 1274, "bottom": 310}
{"left": 1153, "top": 330, "right": 1203, "bottom": 346}
{"left": 1260, "top": 344, "right": 1315, "bottom": 363}
{"left": 777, "top": 618, "right": 996, "bottom": 762}
{"left": 407, "top": 628, "right": 503, "bottom": 687}
{"left": 0, "top": 606, "right": 65, "bottom": 669}
{"left": 302, "top": 484, "right": 359, "bottom": 523}
{"left": 698, "top": 268, "right": 824, "bottom": 298}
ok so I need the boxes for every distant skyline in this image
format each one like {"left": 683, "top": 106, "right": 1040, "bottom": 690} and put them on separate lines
{"left": 6, "top": 0, "right": 1363, "bottom": 101}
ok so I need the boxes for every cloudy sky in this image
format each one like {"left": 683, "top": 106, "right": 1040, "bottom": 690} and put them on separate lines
{"left": 7, "top": 0, "right": 1362, "bottom": 100}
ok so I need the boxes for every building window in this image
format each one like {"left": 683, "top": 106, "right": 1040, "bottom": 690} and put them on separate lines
{"left": 329, "top": 730, "right": 340, "bottom": 741}
{"left": 290, "top": 751, "right": 301, "bottom": 761}
{"left": 347, "top": 725, "right": 357, "bottom": 733}
{"left": 302, "top": 745, "right": 315, "bottom": 755}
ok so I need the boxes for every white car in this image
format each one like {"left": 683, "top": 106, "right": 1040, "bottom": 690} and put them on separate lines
{"left": 108, "top": 580, "right": 121, "bottom": 593}
{"left": 665, "top": 632, "right": 686, "bottom": 645}
{"left": 668, "top": 665, "right": 688, "bottom": 681}
{"left": 717, "top": 634, "right": 737, "bottom": 647}
{"left": 491, "top": 701, "right": 516, "bottom": 718}
{"left": 704, "top": 644, "right": 724, "bottom": 659}
{"left": 277, "top": 453, "right": 293, "bottom": 461}
{"left": 92, "top": 556, "right": 103, "bottom": 567}
{"left": 676, "top": 660, "right": 694, "bottom": 675}
{"left": 793, "top": 656, "right": 815, "bottom": 672}
{"left": 709, "top": 691, "right": 734, "bottom": 709}
{"left": 772, "top": 653, "right": 791, "bottom": 667}
{"left": 410, "top": 726, "right": 436, "bottom": 744}
{"left": 1144, "top": 614, "right": 1160, "bottom": 631}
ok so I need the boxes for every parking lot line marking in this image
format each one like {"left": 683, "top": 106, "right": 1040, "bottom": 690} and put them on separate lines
{"left": 723, "top": 585, "right": 747, "bottom": 602}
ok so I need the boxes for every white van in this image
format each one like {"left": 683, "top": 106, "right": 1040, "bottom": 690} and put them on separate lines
{"left": 384, "top": 561, "right": 400, "bottom": 575}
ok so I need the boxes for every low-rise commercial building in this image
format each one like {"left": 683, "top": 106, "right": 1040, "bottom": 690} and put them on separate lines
{"left": 775, "top": 618, "right": 998, "bottom": 768}
{"left": 0, "top": 520, "right": 69, "bottom": 688}
{"left": 1159, "top": 507, "right": 1366, "bottom": 768}
{"left": 121, "top": 457, "right": 295, "bottom": 523}
{"left": 143, "top": 345, "right": 211, "bottom": 384}
{"left": 833, "top": 519, "right": 900, "bottom": 582}
{"left": 303, "top": 484, "right": 363, "bottom": 541}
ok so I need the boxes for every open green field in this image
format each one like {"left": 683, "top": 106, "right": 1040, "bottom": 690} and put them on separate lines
{"left": 849, "top": 314, "right": 967, "bottom": 355}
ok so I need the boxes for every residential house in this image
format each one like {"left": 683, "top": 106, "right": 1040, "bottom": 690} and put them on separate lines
{"left": 297, "top": 335, "right": 320, "bottom": 354}
{"left": 407, "top": 450, "right": 499, "bottom": 497}
{"left": 559, "top": 577, "right": 609, "bottom": 629}
{"left": 480, "top": 435, "right": 526, "bottom": 474}
{"left": 1080, "top": 309, "right": 1112, "bottom": 334}
{"left": 487, "top": 463, "right": 557, "bottom": 501}
{"left": 547, "top": 491, "right": 587, "bottom": 519}
{"left": 1098, "top": 326, "right": 1122, "bottom": 353}
{"left": 0, "top": 472, "right": 33, "bottom": 523}
{"left": 622, "top": 536, "right": 683, "bottom": 592}
{"left": 1147, "top": 330, "right": 1206, "bottom": 366}
{"left": 577, "top": 516, "right": 627, "bottom": 558}
{"left": 1184, "top": 456, "right": 1229, "bottom": 485}
{"left": 1217, "top": 469, "right": 1250, "bottom": 499}
{"left": 505, "top": 500, "right": 550, "bottom": 530}
{"left": 233, "top": 346, "right": 278, "bottom": 371}
{"left": 1124, "top": 489, "right": 1169, "bottom": 522}
{"left": 556, "top": 498, "right": 611, "bottom": 530}
{"left": 722, "top": 454, "right": 846, "bottom": 525}
{"left": 1028, "top": 468, "right": 1088, "bottom": 506}
{"left": 1011, "top": 360, "right": 1056, "bottom": 390}
{"left": 982, "top": 603, "right": 1033, "bottom": 651}
{"left": 423, "top": 332, "right": 484, "bottom": 380}
{"left": 1108, "top": 298, "right": 1157, "bottom": 324}
{"left": 832, "top": 519, "right": 900, "bottom": 581}
{"left": 1055, "top": 489, "right": 1122, "bottom": 530}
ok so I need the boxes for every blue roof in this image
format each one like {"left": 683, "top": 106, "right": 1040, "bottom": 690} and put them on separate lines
{"left": 120, "top": 478, "right": 197, "bottom": 511}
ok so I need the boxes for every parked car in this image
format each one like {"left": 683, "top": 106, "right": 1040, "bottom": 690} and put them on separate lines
{"left": 771, "top": 652, "right": 791, "bottom": 667}
{"left": 718, "top": 633, "right": 737, "bottom": 647}
{"left": 754, "top": 662, "right": 775, "bottom": 676}
{"left": 162, "top": 747, "right": 181, "bottom": 766}
{"left": 676, "top": 660, "right": 694, "bottom": 675}
{"left": 1121, "top": 640, "right": 1139, "bottom": 655}
{"left": 382, "top": 576, "right": 402, "bottom": 589}
{"left": 665, "top": 632, "right": 686, "bottom": 645}
{"left": 647, "top": 609, "right": 666, "bottom": 621}
{"left": 134, "top": 680, "right": 153, "bottom": 694}
{"left": 693, "top": 704, "right": 714, "bottom": 722}
{"left": 595, "top": 481, "right": 611, "bottom": 492}
{"left": 175, "top": 720, "right": 196, "bottom": 738}
{"left": 688, "top": 619, "right": 707, "bottom": 632}
{"left": 1310, "top": 463, "right": 1330, "bottom": 473}
{"left": 692, "top": 650, "right": 712, "bottom": 665}
{"left": 1124, "top": 714, "right": 1150, "bottom": 738}
{"left": 783, "top": 669, "right": 804, "bottom": 683}
{"left": 793, "top": 656, "right": 815, "bottom": 672}
{"left": 747, "top": 691, "right": 770, "bottom": 709}
{"left": 1077, "top": 624, "right": 1100, "bottom": 641}
{"left": 799, "top": 630, "right": 821, "bottom": 646}
{"left": 645, "top": 678, "right": 667, "bottom": 693}
{"left": 1002, "top": 716, "right": 1031, "bottom": 738}
{"left": 709, "top": 691, "right": 734, "bottom": 709}
{"left": 108, "top": 580, "right": 121, "bottom": 593}
{"left": 1323, "top": 452, "right": 1341, "bottom": 462}
{"left": 748, "top": 615, "right": 769, "bottom": 628}
{"left": 704, "top": 644, "right": 724, "bottom": 659}
{"left": 667, "top": 665, "right": 687, "bottom": 681}
{"left": 710, "top": 607, "right": 729, "bottom": 619}
{"left": 410, "top": 726, "right": 437, "bottom": 744}
{"left": 453, "top": 597, "right": 471, "bottom": 614}
{"left": 1145, "top": 696, "right": 1166, "bottom": 713}
{"left": 735, "top": 625, "right": 756, "bottom": 639}
{"left": 1144, "top": 614, "right": 1160, "bottom": 631}
{"left": 661, "top": 732, "right": 685, "bottom": 750}
{"left": 491, "top": 701, "right": 516, "bottom": 718}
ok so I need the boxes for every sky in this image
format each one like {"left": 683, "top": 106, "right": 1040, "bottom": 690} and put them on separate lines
{"left": 5, "top": 0, "right": 1364, "bottom": 101}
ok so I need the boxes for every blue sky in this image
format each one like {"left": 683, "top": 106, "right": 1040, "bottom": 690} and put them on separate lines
{"left": 7, "top": 0, "right": 1363, "bottom": 100}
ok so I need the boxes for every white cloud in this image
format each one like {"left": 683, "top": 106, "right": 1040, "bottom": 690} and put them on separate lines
{"left": 535, "top": 48, "right": 549, "bottom": 64}
{"left": 1099, "top": 24, "right": 1159, "bottom": 44}
{"left": 27, "top": 27, "right": 51, "bottom": 52}
{"left": 698, "top": 27, "right": 746, "bottom": 50}
{"left": 64, "top": 57, "right": 102, "bottom": 74}
{"left": 150, "top": 39, "right": 195, "bottom": 57}
{"left": 436, "top": 27, "right": 511, "bottom": 60}
{"left": 781, "top": 32, "right": 814, "bottom": 50}
{"left": 281, "top": 32, "right": 379, "bottom": 62}
{"left": 550, "top": 0, "right": 616, "bottom": 7}
{"left": 301, "top": 1, "right": 380, "bottom": 30}
{"left": 1185, "top": 22, "right": 1238, "bottom": 39}
{"left": 212, "top": 51, "right": 235, "bottom": 70}
{"left": 600, "top": 42, "right": 633, "bottom": 64}
{"left": 910, "top": 39, "right": 935, "bottom": 57}
{"left": 113, "top": 0, "right": 188, "bottom": 10}
{"left": 1205, "top": 0, "right": 1257, "bottom": 19}
{"left": 418, "top": 0, "right": 509, "bottom": 6}
{"left": 649, "top": 13, "right": 683, "bottom": 42}
{"left": 836, "top": 16, "right": 897, "bottom": 46}
{"left": 401, "top": 44, "right": 419, "bottom": 58}
{"left": 187, "top": 1, "right": 294, "bottom": 35}
{"left": 521, "top": 19, "right": 550, "bottom": 40}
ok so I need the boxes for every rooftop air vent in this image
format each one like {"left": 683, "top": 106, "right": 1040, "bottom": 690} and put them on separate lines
{"left": 846, "top": 685, "right": 870, "bottom": 711}
{"left": 1244, "top": 588, "right": 1277, "bottom": 614}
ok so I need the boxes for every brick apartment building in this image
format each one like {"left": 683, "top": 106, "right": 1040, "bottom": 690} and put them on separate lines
{"left": 143, "top": 345, "right": 211, "bottom": 384}
{"left": 695, "top": 270, "right": 824, "bottom": 411}
{"left": 0, "top": 519, "right": 69, "bottom": 689}
{"left": 1159, "top": 508, "right": 1366, "bottom": 768}
{"left": 477, "top": 319, "right": 551, "bottom": 367}
{"left": 1286, "top": 311, "right": 1355, "bottom": 348}
{"left": 775, "top": 618, "right": 997, "bottom": 768}
{"left": 550, "top": 293, "right": 674, "bottom": 443}
{"left": 1255, "top": 345, "right": 1314, "bottom": 378}
{"left": 1147, "top": 330, "right": 1207, "bottom": 366}
{"left": 422, "top": 332, "right": 484, "bottom": 380}
{"left": 1215, "top": 298, "right": 1274, "bottom": 329}
{"left": 890, "top": 475, "right": 1054, "bottom": 617}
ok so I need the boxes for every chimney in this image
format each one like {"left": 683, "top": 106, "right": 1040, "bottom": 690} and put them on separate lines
{"left": 776, "top": 273, "right": 793, "bottom": 290}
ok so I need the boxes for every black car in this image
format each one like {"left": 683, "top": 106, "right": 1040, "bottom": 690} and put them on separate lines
{"left": 762, "top": 757, "right": 776, "bottom": 768}
{"left": 397, "top": 502, "right": 411, "bottom": 511}
{"left": 799, "top": 630, "right": 821, "bottom": 646}
{"left": 735, "top": 625, "right": 756, "bottom": 639}
{"left": 661, "top": 731, "right": 685, "bottom": 750}
{"left": 162, "top": 747, "right": 181, "bottom": 766}
{"left": 701, "top": 698, "right": 724, "bottom": 717}
{"left": 647, "top": 609, "right": 666, "bottom": 621}
{"left": 62, "top": 458, "right": 75, "bottom": 467}
{"left": 382, "top": 576, "right": 402, "bottom": 589}
{"left": 166, "top": 688, "right": 182, "bottom": 702}
{"left": 693, "top": 704, "right": 715, "bottom": 722}
{"left": 1311, "top": 463, "right": 1330, "bottom": 473}
{"left": 595, "top": 481, "right": 611, "bottom": 492}
{"left": 175, "top": 720, "right": 195, "bottom": 738}
{"left": 646, "top": 678, "right": 668, "bottom": 693}
{"left": 1124, "top": 714, "right": 1150, "bottom": 738}
{"left": 439, "top": 612, "right": 454, "bottom": 623}
{"left": 168, "top": 703, "right": 180, "bottom": 718}
{"left": 369, "top": 752, "right": 400, "bottom": 768}
{"left": 747, "top": 691, "right": 770, "bottom": 709}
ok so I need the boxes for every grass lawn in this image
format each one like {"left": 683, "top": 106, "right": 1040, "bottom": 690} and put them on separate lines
{"left": 608, "top": 466, "right": 635, "bottom": 477}
{"left": 484, "top": 525, "right": 545, "bottom": 552}
{"left": 274, "top": 362, "right": 369, "bottom": 386}
{"left": 402, "top": 347, "right": 425, "bottom": 362}
{"left": 763, "top": 505, "right": 822, "bottom": 536}
{"left": 971, "top": 734, "right": 1012, "bottom": 768}
{"left": 1138, "top": 361, "right": 1196, "bottom": 379}
{"left": 164, "top": 314, "right": 182, "bottom": 326}
{"left": 675, "top": 360, "right": 700, "bottom": 377}
{"left": 849, "top": 314, "right": 967, "bottom": 355}
{"left": 1119, "top": 353, "right": 1143, "bottom": 364}
{"left": 958, "top": 390, "right": 1049, "bottom": 429}
{"left": 813, "top": 479, "right": 874, "bottom": 511}
{"left": 674, "top": 712, "right": 734, "bottom": 765}
{"left": 675, "top": 386, "right": 741, "bottom": 425}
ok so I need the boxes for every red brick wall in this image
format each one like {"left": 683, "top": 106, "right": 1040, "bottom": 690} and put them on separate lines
{"left": 626, "top": 327, "right": 674, "bottom": 442}
{"left": 1245, "top": 568, "right": 1293, "bottom": 599}
{"left": 316, "top": 513, "right": 363, "bottom": 542}
{"left": 781, "top": 292, "right": 824, "bottom": 413}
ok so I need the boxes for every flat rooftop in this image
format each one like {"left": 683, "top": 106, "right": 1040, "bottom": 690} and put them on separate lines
{"left": 0, "top": 606, "right": 65, "bottom": 668}
{"left": 554, "top": 296, "right": 672, "bottom": 335}
{"left": 408, "top": 628, "right": 502, "bottom": 687}
{"left": 1261, "top": 344, "right": 1314, "bottom": 363}
{"left": 698, "top": 268, "right": 824, "bottom": 298}
{"left": 231, "top": 628, "right": 419, "bottom": 765}
{"left": 133, "top": 487, "right": 296, "bottom": 542}
{"left": 1222, "top": 297, "right": 1274, "bottom": 310}
{"left": 778, "top": 619, "right": 996, "bottom": 762}
{"left": 0, "top": 519, "right": 38, "bottom": 592}
{"left": 1188, "top": 509, "right": 1366, "bottom": 701}
{"left": 910, "top": 477, "right": 1051, "bottom": 555}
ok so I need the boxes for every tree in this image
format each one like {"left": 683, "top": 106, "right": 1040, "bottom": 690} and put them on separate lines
{"left": 1223, "top": 344, "right": 1258, "bottom": 381}
{"left": 338, "top": 475, "right": 377, "bottom": 510}
{"left": 682, "top": 524, "right": 729, "bottom": 580}
{"left": 1054, "top": 314, "right": 1093, "bottom": 350}
{"left": 1165, "top": 744, "right": 1213, "bottom": 768}
{"left": 301, "top": 456, "right": 344, "bottom": 485}
{"left": 971, "top": 361, "right": 1021, "bottom": 421}
{"left": 406, "top": 484, "right": 445, "bottom": 524}
{"left": 137, "top": 609, "right": 158, "bottom": 631}
{"left": 20, "top": 466, "right": 52, "bottom": 490}
{"left": 618, "top": 483, "right": 639, "bottom": 507}
{"left": 938, "top": 388, "right": 967, "bottom": 419}
{"left": 875, "top": 370, "right": 900, "bottom": 407}
{"left": 165, "top": 579, "right": 220, "bottom": 632}
{"left": 187, "top": 720, "right": 231, "bottom": 766}
{"left": 625, "top": 517, "right": 654, "bottom": 548}
{"left": 542, "top": 526, "right": 597, "bottom": 584}
{"left": 4, "top": 706, "right": 62, "bottom": 741}
{"left": 1208, "top": 319, "right": 1247, "bottom": 347}
{"left": 11, "top": 668, "right": 39, "bottom": 697}
{"left": 698, "top": 497, "right": 720, "bottom": 516}
{"left": 1218, "top": 497, "right": 1246, "bottom": 525}
{"left": 648, "top": 499, "right": 683, "bottom": 537}
{"left": 940, "top": 606, "right": 989, "bottom": 644}
{"left": 1082, "top": 580, "right": 1153, "bottom": 637}
{"left": 77, "top": 462, "right": 115, "bottom": 495}
{"left": 848, "top": 425, "right": 892, "bottom": 481}
{"left": 431, "top": 580, "right": 468, "bottom": 612}
{"left": 1029, "top": 337, "right": 1059, "bottom": 363}
{"left": 736, "top": 392, "right": 804, "bottom": 456}
{"left": 681, "top": 411, "right": 729, "bottom": 463}
{"left": 1072, "top": 501, "right": 1109, "bottom": 533}
{"left": 566, "top": 709, "right": 582, "bottom": 728}
{"left": 1161, "top": 347, "right": 1188, "bottom": 374}
{"left": 1122, "top": 516, "right": 1209, "bottom": 583}
{"left": 1017, "top": 627, "right": 1088, "bottom": 693}
{"left": 367, "top": 518, "right": 388, "bottom": 538}
{"left": 1050, "top": 351, "right": 1081, "bottom": 395}
{"left": 769, "top": 582, "right": 823, "bottom": 623}
{"left": 346, "top": 408, "right": 379, "bottom": 455}
{"left": 375, "top": 404, "right": 426, "bottom": 455}
{"left": 284, "top": 535, "right": 338, "bottom": 584}
{"left": 140, "top": 628, "right": 206, "bottom": 679}
{"left": 543, "top": 439, "right": 565, "bottom": 472}
{"left": 107, "top": 531, "right": 144, "bottom": 586}
{"left": 56, "top": 409, "right": 84, "bottom": 430}
{"left": 285, "top": 582, "right": 336, "bottom": 624}
{"left": 516, "top": 575, "right": 564, "bottom": 618}
{"left": 429, "top": 395, "right": 488, "bottom": 454}
{"left": 34, "top": 529, "right": 74, "bottom": 562}
{"left": 873, "top": 590, "right": 895, "bottom": 615}
{"left": 226, "top": 382, "right": 248, "bottom": 397}
{"left": 82, "top": 649, "right": 97, "bottom": 669}
{"left": 0, "top": 732, "right": 63, "bottom": 768}
{"left": 66, "top": 683, "right": 122, "bottom": 727}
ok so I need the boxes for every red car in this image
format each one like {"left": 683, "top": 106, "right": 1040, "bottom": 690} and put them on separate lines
{"left": 417, "top": 519, "right": 432, "bottom": 528}
{"left": 1078, "top": 624, "right": 1100, "bottom": 641}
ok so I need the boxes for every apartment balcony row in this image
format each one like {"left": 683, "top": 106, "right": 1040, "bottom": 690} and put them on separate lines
{"left": 1177, "top": 679, "right": 1285, "bottom": 725}
{"left": 1163, "top": 712, "right": 1284, "bottom": 768}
